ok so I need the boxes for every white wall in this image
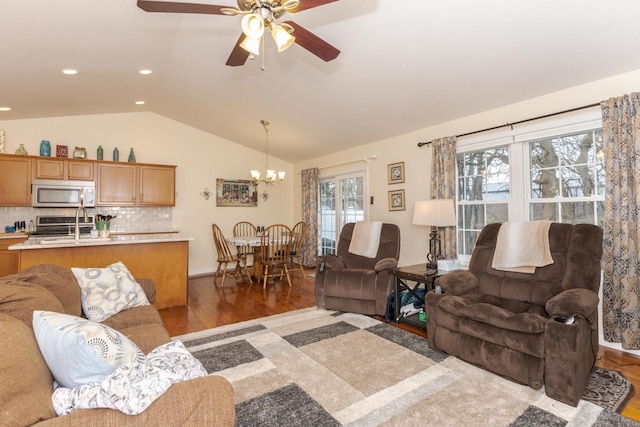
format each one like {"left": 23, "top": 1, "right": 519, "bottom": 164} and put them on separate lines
{"left": 294, "top": 68, "right": 640, "bottom": 268}
{"left": 0, "top": 112, "right": 294, "bottom": 275}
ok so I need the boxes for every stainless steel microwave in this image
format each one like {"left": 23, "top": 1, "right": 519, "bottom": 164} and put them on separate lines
{"left": 31, "top": 179, "right": 96, "bottom": 207}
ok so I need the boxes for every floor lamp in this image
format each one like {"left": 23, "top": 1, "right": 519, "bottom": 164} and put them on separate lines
{"left": 413, "top": 199, "right": 456, "bottom": 269}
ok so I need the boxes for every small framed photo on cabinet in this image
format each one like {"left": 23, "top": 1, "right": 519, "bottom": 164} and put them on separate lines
{"left": 387, "top": 161, "right": 405, "bottom": 184}
{"left": 388, "top": 189, "right": 405, "bottom": 211}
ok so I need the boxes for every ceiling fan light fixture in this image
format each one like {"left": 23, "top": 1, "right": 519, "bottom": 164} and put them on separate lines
{"left": 241, "top": 13, "right": 265, "bottom": 39}
{"left": 240, "top": 36, "right": 261, "bottom": 55}
{"left": 270, "top": 23, "right": 295, "bottom": 52}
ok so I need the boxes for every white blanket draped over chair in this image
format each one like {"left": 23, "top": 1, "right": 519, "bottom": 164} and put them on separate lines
{"left": 491, "top": 220, "right": 553, "bottom": 273}
{"left": 348, "top": 221, "right": 383, "bottom": 258}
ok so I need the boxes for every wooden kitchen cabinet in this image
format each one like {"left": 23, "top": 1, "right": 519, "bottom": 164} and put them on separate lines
{"left": 0, "top": 155, "right": 32, "bottom": 206}
{"left": 97, "top": 162, "right": 176, "bottom": 207}
{"left": 0, "top": 236, "right": 28, "bottom": 276}
{"left": 96, "top": 163, "right": 137, "bottom": 205}
{"left": 139, "top": 165, "right": 176, "bottom": 206}
{"left": 34, "top": 158, "right": 94, "bottom": 180}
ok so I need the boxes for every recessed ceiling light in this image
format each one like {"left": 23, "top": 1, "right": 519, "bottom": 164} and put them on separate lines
{"left": 0, "top": 107, "right": 11, "bottom": 111}
{"left": 139, "top": 69, "right": 153, "bottom": 75}
{"left": 135, "top": 101, "right": 145, "bottom": 105}
{"left": 62, "top": 69, "right": 78, "bottom": 75}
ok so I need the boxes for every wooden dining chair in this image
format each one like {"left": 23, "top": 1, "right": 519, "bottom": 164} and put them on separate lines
{"left": 256, "top": 224, "right": 292, "bottom": 289}
{"left": 212, "top": 224, "right": 252, "bottom": 286}
{"left": 233, "top": 221, "right": 258, "bottom": 264}
{"left": 289, "top": 221, "right": 307, "bottom": 275}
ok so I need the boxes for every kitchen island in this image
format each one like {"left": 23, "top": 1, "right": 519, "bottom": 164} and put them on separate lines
{"left": 9, "top": 234, "right": 192, "bottom": 309}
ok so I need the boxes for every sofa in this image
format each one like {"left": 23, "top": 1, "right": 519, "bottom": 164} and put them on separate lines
{"left": 315, "top": 222, "right": 400, "bottom": 316}
{"left": 0, "top": 263, "right": 236, "bottom": 426}
{"left": 425, "top": 222, "right": 603, "bottom": 406}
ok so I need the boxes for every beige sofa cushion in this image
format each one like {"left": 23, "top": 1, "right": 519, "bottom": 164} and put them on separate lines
{"left": 6, "top": 264, "right": 82, "bottom": 316}
{"left": 0, "top": 281, "right": 64, "bottom": 325}
{"left": 0, "top": 313, "right": 56, "bottom": 425}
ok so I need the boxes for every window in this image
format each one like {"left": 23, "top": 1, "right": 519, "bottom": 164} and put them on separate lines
{"left": 319, "top": 172, "right": 366, "bottom": 255}
{"left": 455, "top": 109, "right": 604, "bottom": 261}
{"left": 529, "top": 129, "right": 604, "bottom": 225}
{"left": 456, "top": 146, "right": 510, "bottom": 256}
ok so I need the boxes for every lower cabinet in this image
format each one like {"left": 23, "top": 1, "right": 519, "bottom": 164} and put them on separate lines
{"left": 0, "top": 237, "right": 27, "bottom": 276}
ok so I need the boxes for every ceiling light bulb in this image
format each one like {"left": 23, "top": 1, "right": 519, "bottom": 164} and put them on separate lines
{"left": 270, "top": 24, "right": 295, "bottom": 52}
{"left": 62, "top": 69, "right": 78, "bottom": 75}
{"left": 135, "top": 101, "right": 145, "bottom": 105}
{"left": 240, "top": 36, "right": 261, "bottom": 56}
{"left": 0, "top": 107, "right": 11, "bottom": 111}
{"left": 139, "top": 69, "right": 153, "bottom": 75}
{"left": 241, "top": 14, "right": 264, "bottom": 39}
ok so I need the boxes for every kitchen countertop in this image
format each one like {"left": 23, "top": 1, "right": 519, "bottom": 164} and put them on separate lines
{"left": 0, "top": 233, "right": 29, "bottom": 240}
{"left": 8, "top": 233, "right": 194, "bottom": 250}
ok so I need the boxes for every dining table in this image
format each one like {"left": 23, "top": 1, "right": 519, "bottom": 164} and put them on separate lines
{"left": 226, "top": 234, "right": 290, "bottom": 281}
{"left": 226, "top": 235, "right": 266, "bottom": 280}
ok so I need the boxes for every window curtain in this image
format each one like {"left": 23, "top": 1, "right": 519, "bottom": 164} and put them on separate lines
{"left": 301, "top": 168, "right": 319, "bottom": 267}
{"left": 431, "top": 136, "right": 457, "bottom": 259}
{"left": 602, "top": 92, "right": 640, "bottom": 349}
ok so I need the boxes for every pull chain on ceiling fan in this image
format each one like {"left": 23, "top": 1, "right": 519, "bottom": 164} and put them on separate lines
{"left": 137, "top": 0, "right": 341, "bottom": 67}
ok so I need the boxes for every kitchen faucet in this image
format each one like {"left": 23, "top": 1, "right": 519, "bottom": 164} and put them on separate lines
{"left": 74, "top": 203, "right": 88, "bottom": 241}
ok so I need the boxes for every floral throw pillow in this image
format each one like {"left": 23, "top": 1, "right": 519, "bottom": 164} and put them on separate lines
{"left": 72, "top": 261, "right": 150, "bottom": 322}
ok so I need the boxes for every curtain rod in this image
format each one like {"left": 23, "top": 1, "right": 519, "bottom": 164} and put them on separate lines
{"left": 417, "top": 101, "right": 601, "bottom": 147}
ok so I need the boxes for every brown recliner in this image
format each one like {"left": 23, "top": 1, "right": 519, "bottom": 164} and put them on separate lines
{"left": 315, "top": 222, "right": 401, "bottom": 316}
{"left": 426, "top": 222, "right": 603, "bottom": 406}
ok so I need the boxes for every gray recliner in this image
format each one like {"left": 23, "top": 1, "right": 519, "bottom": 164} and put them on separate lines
{"left": 425, "top": 222, "right": 603, "bottom": 406}
{"left": 314, "top": 222, "right": 400, "bottom": 316}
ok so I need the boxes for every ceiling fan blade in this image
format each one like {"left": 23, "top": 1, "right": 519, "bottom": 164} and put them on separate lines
{"left": 288, "top": 0, "right": 338, "bottom": 13}
{"left": 283, "top": 21, "right": 340, "bottom": 62}
{"left": 137, "top": 1, "right": 229, "bottom": 15}
{"left": 226, "top": 34, "right": 251, "bottom": 66}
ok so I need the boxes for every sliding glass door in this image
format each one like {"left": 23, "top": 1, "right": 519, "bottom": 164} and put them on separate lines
{"left": 318, "top": 172, "right": 366, "bottom": 255}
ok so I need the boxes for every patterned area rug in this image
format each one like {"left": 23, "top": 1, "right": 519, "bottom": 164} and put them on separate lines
{"left": 176, "top": 308, "right": 638, "bottom": 427}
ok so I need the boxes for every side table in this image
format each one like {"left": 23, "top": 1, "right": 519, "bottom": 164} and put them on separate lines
{"left": 392, "top": 264, "right": 445, "bottom": 327}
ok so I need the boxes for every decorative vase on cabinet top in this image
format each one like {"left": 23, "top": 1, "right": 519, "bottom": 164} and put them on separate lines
{"left": 39, "top": 140, "right": 51, "bottom": 156}
{"left": 15, "top": 144, "right": 28, "bottom": 155}
{"left": 128, "top": 148, "right": 136, "bottom": 163}
{"left": 97, "top": 145, "right": 103, "bottom": 160}
{"left": 113, "top": 147, "right": 119, "bottom": 161}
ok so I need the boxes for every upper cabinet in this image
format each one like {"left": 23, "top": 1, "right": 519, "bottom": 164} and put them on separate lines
{"left": 34, "top": 158, "right": 94, "bottom": 181}
{"left": 97, "top": 163, "right": 176, "bottom": 207}
{"left": 139, "top": 165, "right": 176, "bottom": 206}
{"left": 0, "top": 154, "right": 176, "bottom": 207}
{"left": 0, "top": 155, "right": 32, "bottom": 206}
{"left": 96, "top": 163, "right": 137, "bottom": 206}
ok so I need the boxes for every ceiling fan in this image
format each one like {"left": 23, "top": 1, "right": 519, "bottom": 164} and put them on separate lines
{"left": 137, "top": 0, "right": 341, "bottom": 66}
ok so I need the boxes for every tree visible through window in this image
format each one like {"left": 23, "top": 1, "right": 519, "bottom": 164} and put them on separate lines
{"left": 456, "top": 128, "right": 604, "bottom": 258}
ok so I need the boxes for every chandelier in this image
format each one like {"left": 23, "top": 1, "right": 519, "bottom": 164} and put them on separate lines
{"left": 251, "top": 120, "right": 285, "bottom": 185}
{"left": 223, "top": 1, "right": 299, "bottom": 56}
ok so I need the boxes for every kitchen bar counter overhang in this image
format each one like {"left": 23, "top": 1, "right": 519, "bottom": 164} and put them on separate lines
{"left": 9, "top": 234, "right": 193, "bottom": 309}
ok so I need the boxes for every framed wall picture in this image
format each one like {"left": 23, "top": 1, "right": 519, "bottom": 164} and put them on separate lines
{"left": 216, "top": 178, "right": 258, "bottom": 207}
{"left": 387, "top": 161, "right": 405, "bottom": 184}
{"left": 388, "top": 189, "right": 405, "bottom": 211}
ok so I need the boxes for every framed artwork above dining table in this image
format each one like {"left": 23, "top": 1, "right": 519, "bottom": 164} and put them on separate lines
{"left": 216, "top": 178, "right": 258, "bottom": 207}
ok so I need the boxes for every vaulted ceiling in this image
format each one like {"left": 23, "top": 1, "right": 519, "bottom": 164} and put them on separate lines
{"left": 2, "top": 1, "right": 640, "bottom": 162}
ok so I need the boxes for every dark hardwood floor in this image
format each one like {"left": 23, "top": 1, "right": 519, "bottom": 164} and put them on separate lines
{"left": 158, "top": 268, "right": 640, "bottom": 422}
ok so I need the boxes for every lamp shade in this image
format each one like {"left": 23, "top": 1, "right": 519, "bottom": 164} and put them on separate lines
{"left": 413, "top": 199, "right": 456, "bottom": 227}
{"left": 241, "top": 14, "right": 265, "bottom": 39}
{"left": 270, "top": 23, "right": 295, "bottom": 52}
{"left": 240, "top": 36, "right": 261, "bottom": 55}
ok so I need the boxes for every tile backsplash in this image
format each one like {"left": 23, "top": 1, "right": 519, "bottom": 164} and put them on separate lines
{"left": 0, "top": 206, "right": 173, "bottom": 233}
